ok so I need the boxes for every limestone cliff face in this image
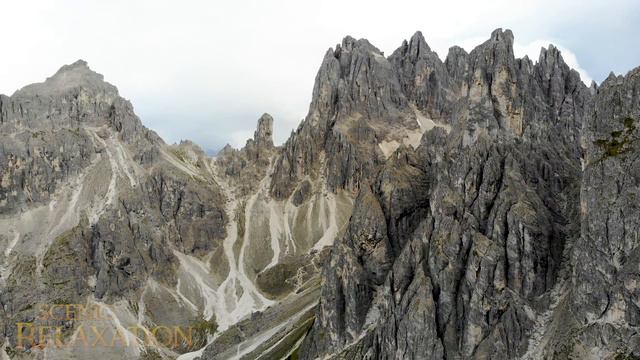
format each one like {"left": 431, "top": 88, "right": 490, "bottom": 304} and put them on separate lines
{"left": 215, "top": 112, "right": 276, "bottom": 195}
{"left": 389, "top": 31, "right": 453, "bottom": 122}
{"left": 1, "top": 28, "right": 639, "bottom": 360}
{"left": 0, "top": 61, "right": 230, "bottom": 359}
{"left": 0, "top": 60, "right": 159, "bottom": 214}
{"left": 270, "top": 35, "right": 420, "bottom": 200}
{"left": 299, "top": 30, "right": 639, "bottom": 360}
{"left": 0, "top": 59, "right": 354, "bottom": 359}
{"left": 557, "top": 69, "right": 640, "bottom": 358}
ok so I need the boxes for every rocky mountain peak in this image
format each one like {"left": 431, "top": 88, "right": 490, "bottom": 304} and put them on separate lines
{"left": 337, "top": 35, "right": 384, "bottom": 57}
{"left": 1, "top": 60, "right": 157, "bottom": 147}
{"left": 299, "top": 28, "right": 640, "bottom": 360}
{"left": 216, "top": 113, "right": 277, "bottom": 194}
{"left": 407, "top": 31, "right": 432, "bottom": 57}
{"left": 218, "top": 143, "right": 235, "bottom": 156}
{"left": 471, "top": 27, "right": 515, "bottom": 66}
{"left": 602, "top": 70, "right": 626, "bottom": 87}
{"left": 536, "top": 43, "right": 584, "bottom": 89}
{"left": 323, "top": 35, "right": 410, "bottom": 122}
{"left": 490, "top": 27, "right": 514, "bottom": 47}
{"left": 538, "top": 44, "right": 567, "bottom": 70}
{"left": 235, "top": 113, "right": 276, "bottom": 165}
{"left": 54, "top": 59, "right": 91, "bottom": 74}
{"left": 254, "top": 112, "right": 274, "bottom": 148}
{"left": 389, "top": 30, "right": 451, "bottom": 122}
{"left": 13, "top": 59, "right": 118, "bottom": 99}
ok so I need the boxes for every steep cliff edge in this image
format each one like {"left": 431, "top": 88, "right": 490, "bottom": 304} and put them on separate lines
{"left": 299, "top": 30, "right": 639, "bottom": 360}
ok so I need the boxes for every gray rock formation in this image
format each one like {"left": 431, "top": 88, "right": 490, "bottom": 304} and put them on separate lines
{"left": 269, "top": 34, "right": 420, "bottom": 199}
{"left": 0, "top": 59, "right": 355, "bottom": 360}
{"left": 299, "top": 29, "right": 639, "bottom": 360}
{"left": 0, "top": 61, "right": 229, "bottom": 359}
{"left": 1, "top": 28, "right": 639, "bottom": 360}
{"left": 550, "top": 68, "right": 640, "bottom": 359}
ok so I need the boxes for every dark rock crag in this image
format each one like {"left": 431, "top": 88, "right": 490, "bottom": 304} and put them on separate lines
{"left": 298, "top": 29, "right": 639, "bottom": 359}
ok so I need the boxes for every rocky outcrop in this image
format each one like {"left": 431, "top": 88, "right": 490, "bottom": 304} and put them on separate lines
{"left": 0, "top": 61, "right": 228, "bottom": 358}
{"left": 0, "top": 60, "right": 161, "bottom": 215}
{"left": 389, "top": 31, "right": 452, "bottom": 122}
{"left": 253, "top": 113, "right": 274, "bottom": 150}
{"left": 541, "top": 67, "right": 640, "bottom": 359}
{"left": 215, "top": 113, "right": 276, "bottom": 196}
{"left": 270, "top": 35, "right": 420, "bottom": 200}
{"left": 301, "top": 129, "right": 581, "bottom": 359}
{"left": 1, "top": 28, "right": 639, "bottom": 360}
{"left": 300, "top": 29, "right": 639, "bottom": 360}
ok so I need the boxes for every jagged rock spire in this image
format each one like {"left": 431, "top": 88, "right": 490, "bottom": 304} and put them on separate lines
{"left": 389, "top": 30, "right": 449, "bottom": 118}
{"left": 407, "top": 31, "right": 431, "bottom": 58}
{"left": 254, "top": 113, "right": 274, "bottom": 149}
{"left": 239, "top": 113, "right": 276, "bottom": 165}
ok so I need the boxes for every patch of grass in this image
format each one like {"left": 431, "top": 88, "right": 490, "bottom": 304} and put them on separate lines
{"left": 614, "top": 352, "right": 640, "bottom": 360}
{"left": 42, "top": 230, "right": 76, "bottom": 268}
{"left": 595, "top": 138, "right": 630, "bottom": 157}
{"left": 594, "top": 117, "right": 637, "bottom": 159}
{"left": 140, "top": 349, "right": 163, "bottom": 360}
{"left": 54, "top": 232, "right": 72, "bottom": 247}
{"left": 288, "top": 346, "right": 301, "bottom": 360}
{"left": 190, "top": 318, "right": 218, "bottom": 336}
{"left": 179, "top": 317, "right": 218, "bottom": 351}
{"left": 624, "top": 117, "right": 636, "bottom": 131}
{"left": 170, "top": 148, "right": 189, "bottom": 163}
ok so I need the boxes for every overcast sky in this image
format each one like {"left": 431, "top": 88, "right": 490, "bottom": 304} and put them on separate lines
{"left": 1, "top": 1, "right": 639, "bottom": 152}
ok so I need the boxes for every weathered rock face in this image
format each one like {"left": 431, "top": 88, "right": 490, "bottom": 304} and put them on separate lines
{"left": 215, "top": 113, "right": 276, "bottom": 196}
{"left": 541, "top": 68, "right": 640, "bottom": 359}
{"left": 1, "top": 28, "right": 639, "bottom": 360}
{"left": 389, "top": 31, "right": 452, "bottom": 122}
{"left": 253, "top": 113, "right": 274, "bottom": 150}
{"left": 1, "top": 59, "right": 358, "bottom": 359}
{"left": 299, "top": 29, "right": 640, "bottom": 360}
{"left": 0, "top": 60, "right": 160, "bottom": 215}
{"left": 0, "top": 61, "right": 229, "bottom": 358}
{"left": 302, "top": 132, "right": 580, "bottom": 359}
{"left": 269, "top": 35, "right": 422, "bottom": 200}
